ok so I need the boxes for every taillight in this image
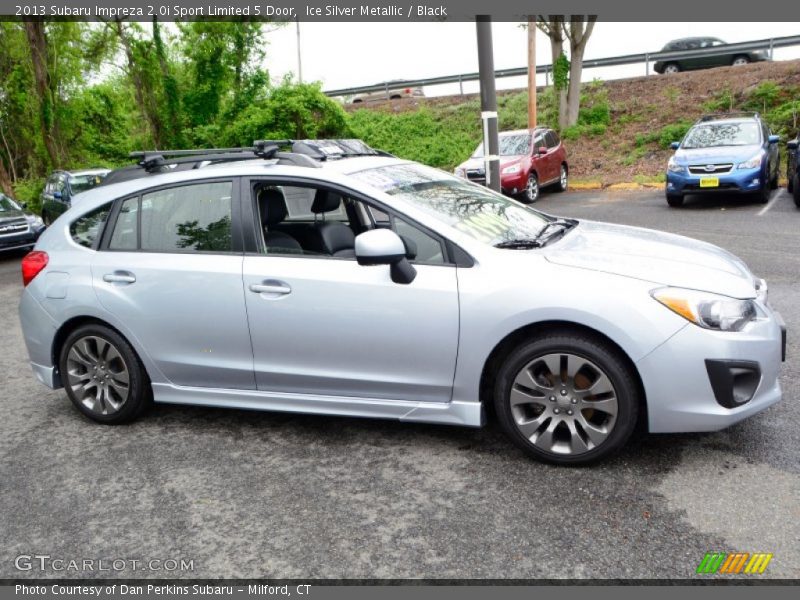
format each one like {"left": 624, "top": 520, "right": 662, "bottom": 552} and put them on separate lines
{"left": 405, "top": 88, "right": 411, "bottom": 94}
{"left": 21, "top": 251, "right": 48, "bottom": 286}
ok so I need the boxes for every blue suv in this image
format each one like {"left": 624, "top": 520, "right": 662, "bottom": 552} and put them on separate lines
{"left": 787, "top": 136, "right": 799, "bottom": 208}
{"left": 665, "top": 113, "right": 780, "bottom": 207}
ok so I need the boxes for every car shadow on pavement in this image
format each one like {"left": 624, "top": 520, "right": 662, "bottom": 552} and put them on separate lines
{"left": 677, "top": 193, "right": 775, "bottom": 210}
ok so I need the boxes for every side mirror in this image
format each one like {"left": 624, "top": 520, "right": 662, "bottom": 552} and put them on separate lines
{"left": 670, "top": 141, "right": 680, "bottom": 150}
{"left": 53, "top": 191, "right": 62, "bottom": 200}
{"left": 787, "top": 140, "right": 798, "bottom": 150}
{"left": 768, "top": 135, "right": 780, "bottom": 144}
{"left": 20, "top": 202, "right": 27, "bottom": 209}
{"left": 537, "top": 147, "right": 548, "bottom": 155}
{"left": 355, "top": 229, "right": 417, "bottom": 284}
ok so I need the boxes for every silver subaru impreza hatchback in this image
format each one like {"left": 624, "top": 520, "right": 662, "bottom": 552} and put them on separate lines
{"left": 18, "top": 140, "right": 786, "bottom": 464}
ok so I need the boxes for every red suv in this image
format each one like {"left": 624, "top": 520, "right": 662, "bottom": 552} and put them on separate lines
{"left": 454, "top": 128, "right": 568, "bottom": 203}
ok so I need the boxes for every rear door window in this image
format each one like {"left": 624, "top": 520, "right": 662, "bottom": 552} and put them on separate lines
{"left": 139, "top": 181, "right": 233, "bottom": 253}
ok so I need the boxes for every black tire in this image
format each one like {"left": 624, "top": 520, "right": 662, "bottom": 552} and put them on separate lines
{"left": 793, "top": 174, "right": 800, "bottom": 208}
{"left": 788, "top": 173, "right": 794, "bottom": 193}
{"left": 389, "top": 95, "right": 402, "bottom": 100}
{"left": 770, "top": 167, "right": 779, "bottom": 190}
{"left": 666, "top": 193, "right": 684, "bottom": 207}
{"left": 59, "top": 323, "right": 151, "bottom": 424}
{"left": 493, "top": 332, "right": 640, "bottom": 465}
{"left": 756, "top": 183, "right": 771, "bottom": 204}
{"left": 555, "top": 164, "right": 568, "bottom": 192}
{"left": 520, "top": 172, "right": 539, "bottom": 203}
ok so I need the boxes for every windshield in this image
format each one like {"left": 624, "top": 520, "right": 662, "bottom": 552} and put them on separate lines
{"left": 0, "top": 195, "right": 21, "bottom": 212}
{"left": 682, "top": 122, "right": 761, "bottom": 149}
{"left": 351, "top": 163, "right": 549, "bottom": 245}
{"left": 472, "top": 134, "right": 531, "bottom": 158}
{"left": 69, "top": 173, "right": 107, "bottom": 195}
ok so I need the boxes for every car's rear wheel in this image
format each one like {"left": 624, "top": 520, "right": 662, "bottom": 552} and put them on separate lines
{"left": 663, "top": 63, "right": 680, "bottom": 74}
{"left": 770, "top": 168, "right": 779, "bottom": 190}
{"left": 556, "top": 164, "right": 568, "bottom": 192}
{"left": 59, "top": 324, "right": 151, "bottom": 424}
{"left": 732, "top": 55, "right": 750, "bottom": 66}
{"left": 788, "top": 173, "right": 794, "bottom": 193}
{"left": 666, "top": 193, "right": 684, "bottom": 207}
{"left": 493, "top": 333, "right": 639, "bottom": 465}
{"left": 521, "top": 172, "right": 539, "bottom": 203}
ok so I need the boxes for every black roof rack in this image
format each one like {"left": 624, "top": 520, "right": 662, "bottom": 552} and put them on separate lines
{"left": 698, "top": 112, "right": 760, "bottom": 122}
{"left": 100, "top": 139, "right": 390, "bottom": 187}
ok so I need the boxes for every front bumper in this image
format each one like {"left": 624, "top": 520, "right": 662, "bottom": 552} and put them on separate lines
{"left": 0, "top": 227, "right": 42, "bottom": 252}
{"left": 637, "top": 307, "right": 784, "bottom": 433}
{"left": 666, "top": 166, "right": 764, "bottom": 195}
{"left": 500, "top": 170, "right": 528, "bottom": 195}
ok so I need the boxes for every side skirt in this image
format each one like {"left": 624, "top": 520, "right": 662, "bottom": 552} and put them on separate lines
{"left": 152, "top": 383, "right": 485, "bottom": 427}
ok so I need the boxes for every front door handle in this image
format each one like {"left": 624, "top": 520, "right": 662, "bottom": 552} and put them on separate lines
{"left": 103, "top": 271, "right": 136, "bottom": 284}
{"left": 249, "top": 280, "right": 292, "bottom": 296}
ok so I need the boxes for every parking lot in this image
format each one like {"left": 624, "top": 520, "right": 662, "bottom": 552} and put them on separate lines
{"left": 1, "top": 188, "right": 798, "bottom": 580}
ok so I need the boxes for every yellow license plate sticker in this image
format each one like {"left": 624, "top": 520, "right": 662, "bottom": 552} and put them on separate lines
{"left": 700, "top": 177, "right": 720, "bottom": 188}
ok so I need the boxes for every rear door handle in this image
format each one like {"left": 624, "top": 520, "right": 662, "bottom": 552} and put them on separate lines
{"left": 249, "top": 280, "right": 291, "bottom": 296}
{"left": 103, "top": 271, "right": 136, "bottom": 284}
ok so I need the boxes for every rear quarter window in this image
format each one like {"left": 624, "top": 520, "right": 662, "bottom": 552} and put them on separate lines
{"left": 70, "top": 203, "right": 112, "bottom": 249}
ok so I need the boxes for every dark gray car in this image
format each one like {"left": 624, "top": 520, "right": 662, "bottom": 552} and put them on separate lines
{"left": 654, "top": 37, "right": 769, "bottom": 74}
{"left": 40, "top": 168, "right": 110, "bottom": 226}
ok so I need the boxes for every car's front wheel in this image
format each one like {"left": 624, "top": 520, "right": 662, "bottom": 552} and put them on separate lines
{"left": 59, "top": 324, "right": 151, "bottom": 424}
{"left": 793, "top": 173, "right": 800, "bottom": 208}
{"left": 663, "top": 62, "right": 680, "bottom": 74}
{"left": 521, "top": 172, "right": 539, "bottom": 203}
{"left": 493, "top": 332, "right": 639, "bottom": 465}
{"left": 757, "top": 182, "right": 771, "bottom": 204}
{"left": 666, "top": 193, "right": 684, "bottom": 207}
{"left": 732, "top": 55, "right": 750, "bottom": 66}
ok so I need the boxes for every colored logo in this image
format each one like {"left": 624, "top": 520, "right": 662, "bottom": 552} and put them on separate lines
{"left": 696, "top": 552, "right": 773, "bottom": 574}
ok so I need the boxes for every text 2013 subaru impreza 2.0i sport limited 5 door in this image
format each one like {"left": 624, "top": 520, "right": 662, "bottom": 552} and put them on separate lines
{"left": 18, "top": 140, "right": 787, "bottom": 465}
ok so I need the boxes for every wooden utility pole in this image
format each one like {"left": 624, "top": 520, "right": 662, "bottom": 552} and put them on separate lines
{"left": 528, "top": 17, "right": 537, "bottom": 128}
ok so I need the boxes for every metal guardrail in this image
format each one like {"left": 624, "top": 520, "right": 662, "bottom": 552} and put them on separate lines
{"left": 323, "top": 35, "right": 800, "bottom": 98}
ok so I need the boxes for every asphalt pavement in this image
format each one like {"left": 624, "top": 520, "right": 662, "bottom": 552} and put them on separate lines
{"left": 1, "top": 188, "right": 798, "bottom": 580}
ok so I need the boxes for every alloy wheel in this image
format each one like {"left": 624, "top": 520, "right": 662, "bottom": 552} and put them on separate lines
{"left": 525, "top": 174, "right": 539, "bottom": 202}
{"left": 732, "top": 57, "right": 749, "bottom": 66}
{"left": 559, "top": 166, "right": 568, "bottom": 190}
{"left": 65, "top": 336, "right": 131, "bottom": 415}
{"left": 664, "top": 64, "right": 680, "bottom": 74}
{"left": 508, "top": 352, "right": 618, "bottom": 456}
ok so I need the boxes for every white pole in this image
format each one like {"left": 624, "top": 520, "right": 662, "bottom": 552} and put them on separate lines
{"left": 296, "top": 18, "right": 303, "bottom": 83}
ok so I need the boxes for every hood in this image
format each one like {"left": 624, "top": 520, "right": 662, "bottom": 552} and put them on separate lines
{"left": 674, "top": 144, "right": 761, "bottom": 165}
{"left": 459, "top": 155, "right": 526, "bottom": 171}
{"left": 544, "top": 220, "right": 757, "bottom": 298}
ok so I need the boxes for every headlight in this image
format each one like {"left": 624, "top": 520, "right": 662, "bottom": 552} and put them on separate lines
{"left": 651, "top": 287, "right": 757, "bottom": 332}
{"left": 454, "top": 167, "right": 466, "bottom": 178}
{"left": 667, "top": 158, "right": 684, "bottom": 173}
{"left": 738, "top": 154, "right": 762, "bottom": 169}
{"left": 26, "top": 215, "right": 44, "bottom": 227}
{"left": 501, "top": 163, "right": 521, "bottom": 175}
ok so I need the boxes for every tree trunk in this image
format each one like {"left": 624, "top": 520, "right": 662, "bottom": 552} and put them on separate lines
{"left": 23, "top": 20, "right": 59, "bottom": 168}
{"left": 537, "top": 17, "right": 568, "bottom": 129}
{"left": 527, "top": 17, "right": 536, "bottom": 128}
{"left": 115, "top": 20, "right": 164, "bottom": 148}
{"left": 0, "top": 157, "right": 14, "bottom": 197}
{"left": 564, "top": 17, "right": 596, "bottom": 127}
{"left": 152, "top": 17, "right": 182, "bottom": 147}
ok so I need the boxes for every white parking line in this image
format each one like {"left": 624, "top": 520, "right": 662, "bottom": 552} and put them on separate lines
{"left": 757, "top": 191, "right": 783, "bottom": 216}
